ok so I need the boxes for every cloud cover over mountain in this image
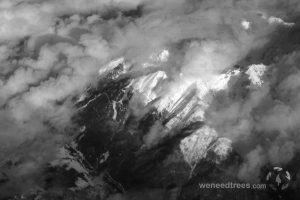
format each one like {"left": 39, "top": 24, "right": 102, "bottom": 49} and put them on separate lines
{"left": 1, "top": 0, "right": 300, "bottom": 197}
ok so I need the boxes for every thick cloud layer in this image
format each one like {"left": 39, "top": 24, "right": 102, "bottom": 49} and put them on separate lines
{"left": 206, "top": 52, "right": 300, "bottom": 181}
{"left": 0, "top": 0, "right": 300, "bottom": 196}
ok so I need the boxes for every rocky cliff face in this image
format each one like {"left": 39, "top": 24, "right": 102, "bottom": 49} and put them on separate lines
{"left": 11, "top": 54, "right": 241, "bottom": 200}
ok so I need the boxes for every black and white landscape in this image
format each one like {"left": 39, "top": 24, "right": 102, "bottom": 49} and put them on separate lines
{"left": 0, "top": 0, "right": 300, "bottom": 199}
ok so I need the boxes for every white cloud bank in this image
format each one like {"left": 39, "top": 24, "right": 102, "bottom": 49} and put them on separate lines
{"left": 0, "top": 0, "right": 300, "bottom": 196}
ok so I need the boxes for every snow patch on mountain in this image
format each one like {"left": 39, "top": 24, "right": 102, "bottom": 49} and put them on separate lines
{"left": 246, "top": 64, "right": 267, "bottom": 87}
{"left": 180, "top": 125, "right": 233, "bottom": 168}
{"left": 209, "top": 137, "right": 233, "bottom": 164}
{"left": 132, "top": 70, "right": 168, "bottom": 104}
{"left": 241, "top": 20, "right": 251, "bottom": 30}
{"left": 180, "top": 126, "right": 218, "bottom": 166}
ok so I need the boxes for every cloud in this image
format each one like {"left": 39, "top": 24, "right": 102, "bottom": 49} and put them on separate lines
{"left": 205, "top": 50, "right": 300, "bottom": 181}
{"left": 0, "top": 0, "right": 300, "bottom": 196}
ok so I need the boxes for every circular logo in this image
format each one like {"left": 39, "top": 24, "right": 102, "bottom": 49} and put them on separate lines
{"left": 265, "top": 167, "right": 291, "bottom": 192}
